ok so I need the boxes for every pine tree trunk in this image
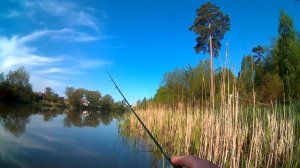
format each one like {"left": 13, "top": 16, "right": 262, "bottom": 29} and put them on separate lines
{"left": 209, "top": 22, "right": 214, "bottom": 110}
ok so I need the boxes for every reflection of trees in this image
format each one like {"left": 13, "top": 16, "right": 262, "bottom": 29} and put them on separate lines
{"left": 118, "top": 114, "right": 164, "bottom": 167}
{"left": 2, "top": 113, "right": 29, "bottom": 137}
{"left": 63, "top": 110, "right": 126, "bottom": 128}
{"left": 40, "top": 108, "right": 63, "bottom": 122}
{"left": 0, "top": 103, "right": 64, "bottom": 137}
{"left": 0, "top": 103, "right": 126, "bottom": 137}
{"left": 0, "top": 103, "right": 32, "bottom": 137}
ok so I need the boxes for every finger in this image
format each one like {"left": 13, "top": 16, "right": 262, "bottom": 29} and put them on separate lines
{"left": 171, "top": 155, "right": 194, "bottom": 167}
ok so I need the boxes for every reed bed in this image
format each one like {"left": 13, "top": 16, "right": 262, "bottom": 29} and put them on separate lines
{"left": 119, "top": 91, "right": 299, "bottom": 167}
{"left": 118, "top": 64, "right": 300, "bottom": 167}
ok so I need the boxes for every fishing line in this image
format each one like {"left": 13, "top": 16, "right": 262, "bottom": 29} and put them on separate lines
{"left": 108, "top": 73, "right": 181, "bottom": 168}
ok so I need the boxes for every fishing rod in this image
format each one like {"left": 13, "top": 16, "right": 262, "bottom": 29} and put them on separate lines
{"left": 108, "top": 73, "right": 181, "bottom": 168}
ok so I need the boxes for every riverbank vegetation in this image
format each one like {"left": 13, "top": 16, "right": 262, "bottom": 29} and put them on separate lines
{"left": 0, "top": 67, "right": 125, "bottom": 111}
{"left": 65, "top": 86, "right": 126, "bottom": 111}
{"left": 120, "top": 3, "right": 300, "bottom": 168}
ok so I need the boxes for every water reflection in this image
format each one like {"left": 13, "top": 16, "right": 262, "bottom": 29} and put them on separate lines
{"left": 118, "top": 116, "right": 167, "bottom": 168}
{"left": 0, "top": 104, "right": 32, "bottom": 137}
{"left": 0, "top": 103, "right": 125, "bottom": 137}
{"left": 63, "top": 109, "right": 124, "bottom": 128}
{"left": 0, "top": 104, "right": 166, "bottom": 168}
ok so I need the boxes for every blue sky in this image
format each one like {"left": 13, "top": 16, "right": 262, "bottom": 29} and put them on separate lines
{"left": 0, "top": 0, "right": 299, "bottom": 103}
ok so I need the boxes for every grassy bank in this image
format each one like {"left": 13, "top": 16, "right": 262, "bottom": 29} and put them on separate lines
{"left": 119, "top": 95, "right": 300, "bottom": 167}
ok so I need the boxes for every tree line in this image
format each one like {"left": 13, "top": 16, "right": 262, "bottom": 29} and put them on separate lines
{"left": 65, "top": 86, "right": 126, "bottom": 111}
{"left": 0, "top": 67, "right": 125, "bottom": 111}
{"left": 137, "top": 9, "right": 300, "bottom": 109}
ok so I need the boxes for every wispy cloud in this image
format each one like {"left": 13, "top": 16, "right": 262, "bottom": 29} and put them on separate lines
{"left": 0, "top": 36, "right": 62, "bottom": 72}
{"left": 0, "top": 0, "right": 110, "bottom": 95}
{"left": 19, "top": 28, "right": 98, "bottom": 43}
{"left": 76, "top": 59, "right": 112, "bottom": 69}
{"left": 20, "top": 0, "right": 100, "bottom": 31}
{"left": 0, "top": 29, "right": 109, "bottom": 94}
{"left": 0, "top": 28, "right": 99, "bottom": 72}
{"left": 5, "top": 10, "right": 21, "bottom": 18}
{"left": 36, "top": 67, "right": 82, "bottom": 75}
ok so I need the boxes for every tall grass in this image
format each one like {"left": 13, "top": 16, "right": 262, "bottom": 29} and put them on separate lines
{"left": 119, "top": 70, "right": 300, "bottom": 168}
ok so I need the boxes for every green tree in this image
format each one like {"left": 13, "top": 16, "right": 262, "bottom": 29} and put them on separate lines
{"left": 100, "top": 94, "right": 114, "bottom": 111}
{"left": 190, "top": 2, "right": 230, "bottom": 101}
{"left": 273, "top": 11, "right": 300, "bottom": 98}
{"left": 45, "top": 87, "right": 55, "bottom": 102}
{"left": 5, "top": 67, "right": 32, "bottom": 102}
{"left": 238, "top": 56, "right": 255, "bottom": 98}
{"left": 112, "top": 101, "right": 126, "bottom": 111}
{"left": 251, "top": 45, "right": 267, "bottom": 89}
{"left": 252, "top": 45, "right": 265, "bottom": 63}
{"left": 85, "top": 90, "right": 101, "bottom": 108}
{"left": 154, "top": 86, "right": 174, "bottom": 106}
{"left": 65, "top": 86, "right": 75, "bottom": 99}
{"left": 259, "top": 73, "right": 284, "bottom": 102}
{"left": 68, "top": 88, "right": 85, "bottom": 108}
{"left": 0, "top": 73, "right": 4, "bottom": 83}
{"left": 187, "top": 60, "right": 210, "bottom": 103}
{"left": 153, "top": 60, "right": 211, "bottom": 108}
{"left": 0, "top": 72, "right": 5, "bottom": 91}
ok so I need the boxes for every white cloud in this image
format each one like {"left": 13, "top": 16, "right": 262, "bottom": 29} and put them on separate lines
{"left": 30, "top": 75, "right": 66, "bottom": 92}
{"left": 36, "top": 67, "right": 82, "bottom": 75}
{"left": 0, "top": 29, "right": 109, "bottom": 95}
{"left": 2, "top": 55, "right": 62, "bottom": 70}
{"left": 0, "top": 36, "right": 62, "bottom": 72}
{"left": 19, "top": 28, "right": 98, "bottom": 43}
{"left": 20, "top": 0, "right": 100, "bottom": 31}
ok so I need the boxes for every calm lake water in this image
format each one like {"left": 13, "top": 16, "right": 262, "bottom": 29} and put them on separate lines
{"left": 0, "top": 104, "right": 167, "bottom": 168}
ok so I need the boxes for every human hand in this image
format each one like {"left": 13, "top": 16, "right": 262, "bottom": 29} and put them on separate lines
{"left": 171, "top": 155, "right": 219, "bottom": 168}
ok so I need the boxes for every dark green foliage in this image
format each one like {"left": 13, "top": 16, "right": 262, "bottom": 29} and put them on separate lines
{"left": 0, "top": 67, "right": 33, "bottom": 102}
{"left": 273, "top": 11, "right": 300, "bottom": 99}
{"left": 238, "top": 56, "right": 255, "bottom": 98}
{"left": 152, "top": 60, "right": 211, "bottom": 108}
{"left": 0, "top": 73, "right": 4, "bottom": 83}
{"left": 65, "top": 86, "right": 75, "bottom": 99}
{"left": 112, "top": 101, "right": 126, "bottom": 111}
{"left": 65, "top": 87, "right": 123, "bottom": 111}
{"left": 190, "top": 2, "right": 230, "bottom": 56}
{"left": 252, "top": 45, "right": 265, "bottom": 63}
{"left": 100, "top": 94, "right": 114, "bottom": 111}
{"left": 85, "top": 90, "right": 101, "bottom": 108}
{"left": 45, "top": 87, "right": 55, "bottom": 102}
{"left": 147, "top": 11, "right": 300, "bottom": 107}
{"left": 237, "top": 11, "right": 300, "bottom": 102}
{"left": 136, "top": 97, "right": 148, "bottom": 109}
{"left": 259, "top": 73, "right": 284, "bottom": 102}
{"left": 65, "top": 88, "right": 85, "bottom": 108}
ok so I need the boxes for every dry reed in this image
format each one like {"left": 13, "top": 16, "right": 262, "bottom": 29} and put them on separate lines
{"left": 119, "top": 74, "right": 298, "bottom": 167}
